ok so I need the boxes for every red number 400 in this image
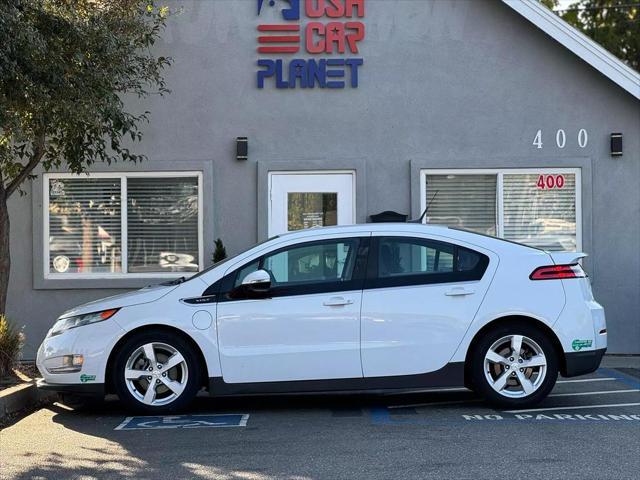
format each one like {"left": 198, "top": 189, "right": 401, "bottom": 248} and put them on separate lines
{"left": 537, "top": 174, "right": 565, "bottom": 190}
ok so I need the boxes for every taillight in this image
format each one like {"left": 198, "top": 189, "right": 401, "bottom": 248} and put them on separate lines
{"left": 530, "top": 264, "right": 586, "bottom": 280}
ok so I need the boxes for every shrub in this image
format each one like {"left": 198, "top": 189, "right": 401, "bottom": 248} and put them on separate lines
{"left": 212, "top": 238, "right": 228, "bottom": 264}
{"left": 0, "top": 315, "right": 24, "bottom": 378}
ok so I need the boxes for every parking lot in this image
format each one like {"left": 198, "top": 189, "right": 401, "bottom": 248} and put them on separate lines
{"left": 2, "top": 363, "right": 639, "bottom": 480}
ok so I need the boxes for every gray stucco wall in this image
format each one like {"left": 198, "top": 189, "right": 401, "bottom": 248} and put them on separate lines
{"left": 6, "top": 0, "right": 639, "bottom": 357}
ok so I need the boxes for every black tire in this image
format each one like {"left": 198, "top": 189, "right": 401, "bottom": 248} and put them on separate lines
{"left": 112, "top": 330, "right": 201, "bottom": 414}
{"left": 470, "top": 321, "right": 559, "bottom": 409}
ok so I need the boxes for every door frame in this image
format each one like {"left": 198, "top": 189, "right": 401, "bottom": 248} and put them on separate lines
{"left": 267, "top": 170, "right": 357, "bottom": 238}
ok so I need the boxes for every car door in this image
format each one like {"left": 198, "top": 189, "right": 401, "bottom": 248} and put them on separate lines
{"left": 216, "top": 236, "right": 369, "bottom": 384}
{"left": 360, "top": 234, "right": 495, "bottom": 377}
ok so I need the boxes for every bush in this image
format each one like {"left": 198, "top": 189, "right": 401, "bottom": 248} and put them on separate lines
{"left": 212, "top": 238, "right": 228, "bottom": 264}
{"left": 0, "top": 315, "right": 24, "bottom": 378}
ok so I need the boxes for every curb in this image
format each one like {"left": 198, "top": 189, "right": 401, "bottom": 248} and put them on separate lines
{"left": 0, "top": 381, "right": 55, "bottom": 420}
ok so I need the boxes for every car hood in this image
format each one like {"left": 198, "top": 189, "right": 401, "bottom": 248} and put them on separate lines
{"left": 59, "top": 284, "right": 178, "bottom": 319}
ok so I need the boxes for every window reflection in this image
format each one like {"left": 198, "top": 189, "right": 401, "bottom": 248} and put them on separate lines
{"left": 287, "top": 192, "right": 338, "bottom": 231}
{"left": 48, "top": 178, "right": 122, "bottom": 274}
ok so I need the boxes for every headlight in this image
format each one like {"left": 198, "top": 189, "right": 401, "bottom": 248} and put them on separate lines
{"left": 49, "top": 308, "right": 119, "bottom": 337}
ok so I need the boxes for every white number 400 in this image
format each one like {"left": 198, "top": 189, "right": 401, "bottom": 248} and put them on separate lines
{"left": 533, "top": 129, "right": 588, "bottom": 149}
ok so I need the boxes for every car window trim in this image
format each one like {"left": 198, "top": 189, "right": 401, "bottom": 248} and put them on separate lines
{"left": 215, "top": 236, "right": 371, "bottom": 302}
{"left": 365, "top": 236, "right": 488, "bottom": 290}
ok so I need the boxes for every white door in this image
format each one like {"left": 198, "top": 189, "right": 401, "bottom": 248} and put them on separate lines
{"left": 216, "top": 236, "right": 366, "bottom": 383}
{"left": 269, "top": 172, "right": 355, "bottom": 237}
{"left": 361, "top": 234, "right": 497, "bottom": 377}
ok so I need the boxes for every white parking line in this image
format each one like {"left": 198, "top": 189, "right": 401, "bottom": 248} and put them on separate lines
{"left": 556, "top": 377, "right": 616, "bottom": 384}
{"left": 549, "top": 389, "right": 640, "bottom": 398}
{"left": 388, "top": 399, "right": 479, "bottom": 409}
{"left": 504, "top": 402, "right": 640, "bottom": 414}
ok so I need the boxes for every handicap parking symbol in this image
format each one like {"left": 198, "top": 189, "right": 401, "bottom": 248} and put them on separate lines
{"left": 115, "top": 413, "right": 249, "bottom": 431}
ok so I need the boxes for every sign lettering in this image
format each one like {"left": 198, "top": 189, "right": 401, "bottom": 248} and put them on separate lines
{"left": 257, "top": 0, "right": 365, "bottom": 89}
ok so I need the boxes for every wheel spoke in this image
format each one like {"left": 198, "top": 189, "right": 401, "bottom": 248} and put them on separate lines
{"left": 486, "top": 350, "right": 509, "bottom": 365}
{"left": 142, "top": 343, "right": 157, "bottom": 365}
{"left": 521, "top": 354, "right": 546, "bottom": 368}
{"left": 511, "top": 335, "right": 523, "bottom": 357}
{"left": 163, "top": 352, "right": 185, "bottom": 371}
{"left": 516, "top": 370, "right": 535, "bottom": 395}
{"left": 492, "top": 370, "right": 512, "bottom": 392}
{"left": 125, "top": 369, "right": 148, "bottom": 380}
{"left": 142, "top": 382, "right": 157, "bottom": 405}
{"left": 160, "top": 377, "right": 185, "bottom": 396}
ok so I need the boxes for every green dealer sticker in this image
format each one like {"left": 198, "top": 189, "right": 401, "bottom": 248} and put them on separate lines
{"left": 80, "top": 374, "right": 96, "bottom": 383}
{"left": 571, "top": 339, "right": 593, "bottom": 351}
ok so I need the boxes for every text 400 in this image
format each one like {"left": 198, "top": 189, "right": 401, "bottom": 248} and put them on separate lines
{"left": 533, "top": 129, "right": 588, "bottom": 149}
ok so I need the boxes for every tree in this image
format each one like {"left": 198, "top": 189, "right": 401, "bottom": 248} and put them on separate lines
{"left": 0, "top": 0, "right": 172, "bottom": 314}
{"left": 541, "top": 0, "right": 639, "bottom": 71}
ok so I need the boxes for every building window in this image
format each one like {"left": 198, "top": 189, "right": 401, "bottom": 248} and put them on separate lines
{"left": 45, "top": 172, "right": 203, "bottom": 278}
{"left": 421, "top": 169, "right": 581, "bottom": 252}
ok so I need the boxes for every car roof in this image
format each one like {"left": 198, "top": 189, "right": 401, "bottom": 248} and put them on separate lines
{"left": 274, "top": 223, "right": 541, "bottom": 254}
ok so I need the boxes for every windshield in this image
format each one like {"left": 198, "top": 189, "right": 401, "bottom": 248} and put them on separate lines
{"left": 185, "top": 236, "right": 280, "bottom": 283}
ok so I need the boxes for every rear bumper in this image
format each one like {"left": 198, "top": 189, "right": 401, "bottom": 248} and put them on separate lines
{"left": 563, "top": 348, "right": 606, "bottom": 377}
{"left": 37, "top": 379, "right": 105, "bottom": 397}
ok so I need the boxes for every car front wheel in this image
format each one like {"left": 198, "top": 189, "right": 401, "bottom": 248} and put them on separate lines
{"left": 470, "top": 323, "right": 559, "bottom": 408}
{"left": 113, "top": 331, "right": 201, "bottom": 413}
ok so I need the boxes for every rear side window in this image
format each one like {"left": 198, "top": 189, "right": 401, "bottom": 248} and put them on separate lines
{"left": 367, "top": 237, "right": 488, "bottom": 288}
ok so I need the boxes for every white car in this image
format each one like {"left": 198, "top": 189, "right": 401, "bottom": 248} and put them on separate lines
{"left": 37, "top": 224, "right": 607, "bottom": 413}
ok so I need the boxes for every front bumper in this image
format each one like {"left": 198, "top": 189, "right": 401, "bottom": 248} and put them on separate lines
{"left": 36, "top": 314, "right": 126, "bottom": 389}
{"left": 563, "top": 348, "right": 606, "bottom": 377}
{"left": 37, "top": 379, "right": 105, "bottom": 397}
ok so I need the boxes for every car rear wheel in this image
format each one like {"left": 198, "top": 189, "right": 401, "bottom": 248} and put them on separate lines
{"left": 113, "top": 331, "right": 201, "bottom": 414}
{"left": 470, "top": 322, "right": 559, "bottom": 408}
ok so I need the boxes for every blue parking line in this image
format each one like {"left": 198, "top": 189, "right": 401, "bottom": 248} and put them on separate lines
{"left": 598, "top": 368, "right": 640, "bottom": 389}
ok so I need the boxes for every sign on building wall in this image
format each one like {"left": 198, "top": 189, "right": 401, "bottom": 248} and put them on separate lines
{"left": 256, "top": 0, "right": 365, "bottom": 89}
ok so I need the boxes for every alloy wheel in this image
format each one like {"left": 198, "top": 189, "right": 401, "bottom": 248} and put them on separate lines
{"left": 123, "top": 342, "right": 189, "bottom": 406}
{"left": 483, "top": 334, "right": 547, "bottom": 398}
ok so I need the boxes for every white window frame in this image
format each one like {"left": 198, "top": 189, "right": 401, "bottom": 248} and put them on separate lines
{"left": 43, "top": 171, "right": 204, "bottom": 280}
{"left": 419, "top": 168, "right": 582, "bottom": 252}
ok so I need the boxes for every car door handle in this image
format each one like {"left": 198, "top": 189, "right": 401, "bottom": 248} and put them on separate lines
{"left": 445, "top": 288, "right": 475, "bottom": 297}
{"left": 323, "top": 296, "right": 354, "bottom": 307}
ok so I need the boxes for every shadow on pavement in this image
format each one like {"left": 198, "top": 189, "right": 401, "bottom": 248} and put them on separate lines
{"left": 7, "top": 390, "right": 479, "bottom": 480}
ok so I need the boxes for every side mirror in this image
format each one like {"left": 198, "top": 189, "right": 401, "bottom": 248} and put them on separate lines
{"left": 241, "top": 269, "right": 271, "bottom": 293}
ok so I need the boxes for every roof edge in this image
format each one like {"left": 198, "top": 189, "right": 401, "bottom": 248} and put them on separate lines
{"left": 502, "top": 0, "right": 640, "bottom": 100}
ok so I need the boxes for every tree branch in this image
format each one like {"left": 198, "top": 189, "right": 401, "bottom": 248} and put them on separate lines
{"left": 6, "top": 134, "right": 46, "bottom": 198}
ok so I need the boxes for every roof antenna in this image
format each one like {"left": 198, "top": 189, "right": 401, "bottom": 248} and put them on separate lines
{"left": 409, "top": 190, "right": 438, "bottom": 224}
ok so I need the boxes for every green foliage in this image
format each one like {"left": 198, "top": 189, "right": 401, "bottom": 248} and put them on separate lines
{"left": 0, "top": 315, "right": 24, "bottom": 378}
{"left": 540, "top": 0, "right": 639, "bottom": 71}
{"left": 540, "top": 0, "right": 559, "bottom": 9}
{"left": 0, "top": 0, "right": 173, "bottom": 197}
{"left": 213, "top": 238, "right": 228, "bottom": 264}
{"left": 560, "top": 1, "right": 639, "bottom": 71}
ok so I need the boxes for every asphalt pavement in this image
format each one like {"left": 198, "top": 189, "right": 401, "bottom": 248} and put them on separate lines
{"left": 1, "top": 358, "right": 639, "bottom": 480}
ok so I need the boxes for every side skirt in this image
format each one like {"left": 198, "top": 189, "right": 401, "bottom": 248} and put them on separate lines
{"left": 208, "top": 362, "right": 465, "bottom": 396}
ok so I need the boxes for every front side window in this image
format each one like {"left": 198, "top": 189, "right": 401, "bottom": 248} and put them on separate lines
{"left": 46, "top": 173, "right": 202, "bottom": 277}
{"left": 263, "top": 239, "right": 359, "bottom": 287}
{"left": 222, "top": 238, "right": 365, "bottom": 300}
{"left": 423, "top": 169, "right": 580, "bottom": 252}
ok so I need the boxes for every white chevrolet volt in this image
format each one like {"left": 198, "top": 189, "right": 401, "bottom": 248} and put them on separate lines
{"left": 37, "top": 224, "right": 607, "bottom": 413}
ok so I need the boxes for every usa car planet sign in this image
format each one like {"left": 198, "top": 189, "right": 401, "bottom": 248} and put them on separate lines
{"left": 256, "top": 0, "right": 365, "bottom": 89}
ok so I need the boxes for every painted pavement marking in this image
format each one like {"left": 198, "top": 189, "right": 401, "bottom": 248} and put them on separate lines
{"left": 115, "top": 413, "right": 249, "bottom": 431}
{"left": 556, "top": 377, "right": 616, "bottom": 384}
{"left": 548, "top": 388, "right": 639, "bottom": 398}
{"left": 503, "top": 402, "right": 640, "bottom": 414}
